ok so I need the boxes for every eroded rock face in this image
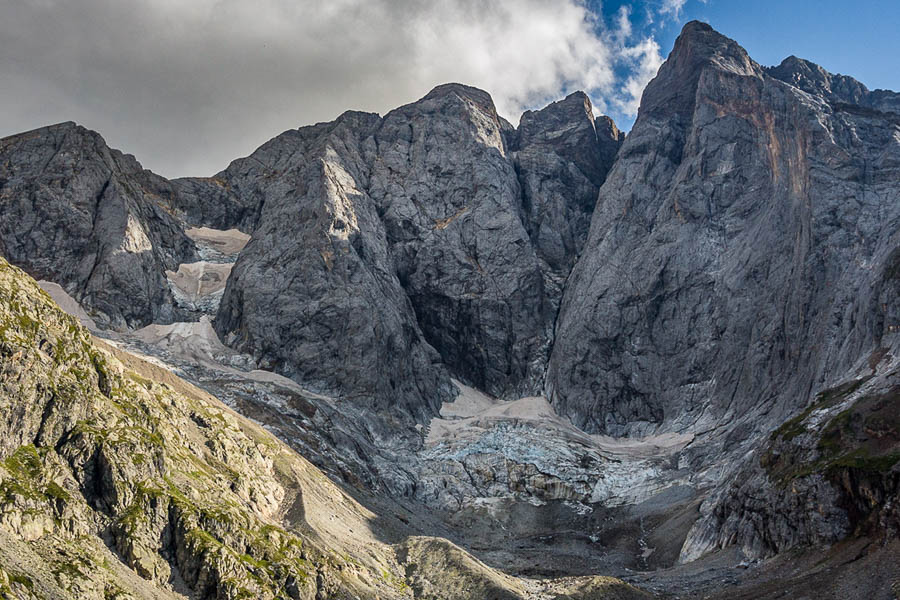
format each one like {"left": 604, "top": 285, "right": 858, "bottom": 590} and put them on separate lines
{"left": 369, "top": 83, "right": 551, "bottom": 398}
{"left": 681, "top": 368, "right": 900, "bottom": 562}
{"left": 548, "top": 21, "right": 900, "bottom": 439}
{"left": 213, "top": 111, "right": 454, "bottom": 419}
{"left": 215, "top": 84, "right": 621, "bottom": 412}
{"left": 0, "top": 122, "right": 197, "bottom": 329}
{"left": 511, "top": 91, "right": 623, "bottom": 299}
{"left": 2, "top": 21, "right": 900, "bottom": 583}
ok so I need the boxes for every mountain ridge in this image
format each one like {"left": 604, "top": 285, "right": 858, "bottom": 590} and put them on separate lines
{"left": 1, "top": 19, "right": 899, "bottom": 599}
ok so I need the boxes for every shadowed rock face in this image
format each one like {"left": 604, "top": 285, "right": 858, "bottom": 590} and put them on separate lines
{"left": 214, "top": 83, "right": 621, "bottom": 412}
{"left": 548, "top": 21, "right": 900, "bottom": 439}
{"left": 369, "top": 83, "right": 548, "bottom": 399}
{"left": 512, "top": 91, "right": 623, "bottom": 302}
{"left": 214, "top": 111, "right": 454, "bottom": 419}
{"left": 0, "top": 122, "right": 197, "bottom": 329}
{"left": 168, "top": 175, "right": 260, "bottom": 232}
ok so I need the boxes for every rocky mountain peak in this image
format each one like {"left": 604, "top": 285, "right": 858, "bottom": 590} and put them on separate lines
{"left": 330, "top": 109, "right": 383, "bottom": 130}
{"left": 517, "top": 91, "right": 595, "bottom": 144}
{"left": 0, "top": 123, "right": 197, "bottom": 330}
{"left": 595, "top": 114, "right": 623, "bottom": 142}
{"left": 1, "top": 121, "right": 106, "bottom": 170}
{"left": 767, "top": 54, "right": 890, "bottom": 111}
{"left": 516, "top": 90, "right": 621, "bottom": 187}
{"left": 421, "top": 82, "right": 498, "bottom": 115}
{"left": 640, "top": 20, "right": 759, "bottom": 119}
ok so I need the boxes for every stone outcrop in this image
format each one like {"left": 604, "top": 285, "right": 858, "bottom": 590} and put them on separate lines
{"left": 548, "top": 21, "right": 900, "bottom": 439}
{"left": 510, "top": 91, "right": 623, "bottom": 299}
{"left": 681, "top": 369, "right": 900, "bottom": 562}
{"left": 767, "top": 55, "right": 900, "bottom": 115}
{"left": 214, "top": 84, "right": 621, "bottom": 413}
{"left": 0, "top": 122, "right": 197, "bottom": 329}
{"left": 169, "top": 175, "right": 260, "bottom": 232}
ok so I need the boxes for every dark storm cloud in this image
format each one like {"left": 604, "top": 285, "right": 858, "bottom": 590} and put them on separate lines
{"left": 0, "top": 0, "right": 663, "bottom": 177}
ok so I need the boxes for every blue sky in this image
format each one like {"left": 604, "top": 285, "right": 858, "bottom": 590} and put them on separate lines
{"left": 592, "top": 0, "right": 900, "bottom": 129}
{"left": 600, "top": 0, "right": 900, "bottom": 89}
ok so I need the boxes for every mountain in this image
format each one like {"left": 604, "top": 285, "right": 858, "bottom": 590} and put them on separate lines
{"left": 0, "top": 123, "right": 197, "bottom": 330}
{"left": 549, "top": 19, "right": 900, "bottom": 437}
{"left": 546, "top": 20, "right": 900, "bottom": 563}
{"left": 1, "top": 19, "right": 899, "bottom": 599}
{"left": 0, "top": 257, "right": 650, "bottom": 599}
{"left": 206, "top": 84, "right": 622, "bottom": 416}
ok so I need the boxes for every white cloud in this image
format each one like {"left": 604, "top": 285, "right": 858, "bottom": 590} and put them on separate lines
{"left": 660, "top": 0, "right": 688, "bottom": 19}
{"left": 0, "top": 0, "right": 664, "bottom": 177}
{"left": 613, "top": 37, "right": 666, "bottom": 117}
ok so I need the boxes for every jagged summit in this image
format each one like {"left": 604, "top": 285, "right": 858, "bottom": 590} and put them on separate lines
{"left": 325, "top": 109, "right": 382, "bottom": 128}
{"left": 518, "top": 90, "right": 622, "bottom": 143}
{"left": 1, "top": 121, "right": 108, "bottom": 161}
{"left": 768, "top": 54, "right": 900, "bottom": 115}
{"left": 0, "top": 120, "right": 197, "bottom": 329}
{"left": 768, "top": 54, "right": 869, "bottom": 100}
{"left": 516, "top": 88, "right": 622, "bottom": 190}
{"left": 638, "top": 20, "right": 758, "bottom": 119}
{"left": 519, "top": 91, "right": 594, "bottom": 130}
{"left": 421, "top": 82, "right": 497, "bottom": 111}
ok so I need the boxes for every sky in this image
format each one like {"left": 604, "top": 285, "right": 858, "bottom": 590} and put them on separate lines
{"left": 1, "top": 0, "right": 897, "bottom": 178}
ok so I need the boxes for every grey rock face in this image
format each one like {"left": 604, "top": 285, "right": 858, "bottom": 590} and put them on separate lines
{"left": 682, "top": 368, "right": 900, "bottom": 562}
{"left": 215, "top": 84, "right": 620, "bottom": 412}
{"left": 169, "top": 175, "right": 259, "bottom": 232}
{"left": 369, "top": 83, "right": 551, "bottom": 398}
{"left": 548, "top": 21, "right": 900, "bottom": 439}
{"left": 215, "top": 111, "right": 453, "bottom": 419}
{"left": 767, "top": 55, "right": 900, "bottom": 115}
{"left": 0, "top": 122, "right": 197, "bottom": 329}
{"left": 0, "top": 85, "right": 621, "bottom": 425}
{"left": 511, "top": 91, "right": 623, "bottom": 298}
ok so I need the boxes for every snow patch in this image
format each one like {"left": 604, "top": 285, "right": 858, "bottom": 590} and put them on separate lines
{"left": 166, "top": 261, "right": 232, "bottom": 313}
{"left": 186, "top": 227, "right": 249, "bottom": 261}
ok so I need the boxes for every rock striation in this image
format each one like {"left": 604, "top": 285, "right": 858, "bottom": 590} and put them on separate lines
{"left": 511, "top": 91, "right": 623, "bottom": 300}
{"left": 544, "top": 20, "right": 900, "bottom": 567}
{"left": 681, "top": 368, "right": 900, "bottom": 562}
{"left": 212, "top": 110, "right": 454, "bottom": 419}
{"left": 548, "top": 21, "right": 900, "bottom": 440}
